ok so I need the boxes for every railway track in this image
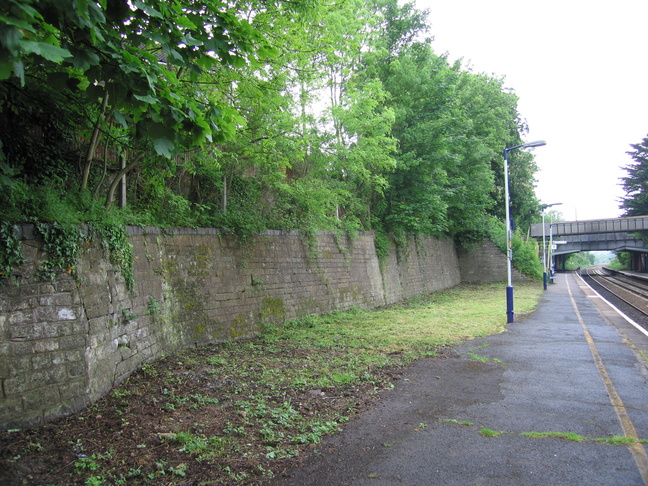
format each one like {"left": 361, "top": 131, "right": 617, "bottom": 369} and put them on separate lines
{"left": 580, "top": 265, "right": 648, "bottom": 332}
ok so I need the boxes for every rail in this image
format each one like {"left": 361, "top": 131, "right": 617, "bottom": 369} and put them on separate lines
{"left": 581, "top": 266, "right": 648, "bottom": 328}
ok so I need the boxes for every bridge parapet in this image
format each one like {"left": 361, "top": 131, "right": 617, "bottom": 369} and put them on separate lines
{"left": 530, "top": 215, "right": 648, "bottom": 238}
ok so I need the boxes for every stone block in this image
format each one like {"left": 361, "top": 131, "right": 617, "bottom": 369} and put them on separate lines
{"left": 59, "top": 379, "right": 86, "bottom": 400}
{"left": 59, "top": 334, "right": 87, "bottom": 350}
{"left": 51, "top": 349, "right": 84, "bottom": 366}
{"left": 0, "top": 397, "right": 25, "bottom": 424}
{"left": 32, "top": 339, "right": 59, "bottom": 353}
{"left": 21, "top": 385, "right": 61, "bottom": 412}
{"left": 66, "top": 362, "right": 86, "bottom": 380}
{"left": 9, "top": 340, "right": 33, "bottom": 356}
{"left": 8, "top": 311, "right": 30, "bottom": 326}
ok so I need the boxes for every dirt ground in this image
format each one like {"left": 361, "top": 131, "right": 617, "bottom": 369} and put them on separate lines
{"left": 0, "top": 337, "right": 413, "bottom": 486}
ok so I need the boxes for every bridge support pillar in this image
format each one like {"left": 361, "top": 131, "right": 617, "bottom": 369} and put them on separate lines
{"left": 630, "top": 251, "right": 648, "bottom": 273}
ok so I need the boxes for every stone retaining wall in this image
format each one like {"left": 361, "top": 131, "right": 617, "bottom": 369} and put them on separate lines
{"left": 1, "top": 227, "right": 463, "bottom": 429}
{"left": 458, "top": 239, "right": 534, "bottom": 283}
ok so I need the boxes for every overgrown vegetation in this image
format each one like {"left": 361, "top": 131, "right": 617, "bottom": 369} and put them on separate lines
{"left": 0, "top": 282, "right": 543, "bottom": 485}
{"left": 0, "top": 222, "right": 24, "bottom": 284}
{"left": 35, "top": 222, "right": 83, "bottom": 280}
{"left": 608, "top": 251, "right": 631, "bottom": 270}
{"left": 0, "top": 0, "right": 545, "bottom": 272}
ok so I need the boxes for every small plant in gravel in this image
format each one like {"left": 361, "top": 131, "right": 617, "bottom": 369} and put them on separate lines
{"left": 480, "top": 427, "right": 504, "bottom": 437}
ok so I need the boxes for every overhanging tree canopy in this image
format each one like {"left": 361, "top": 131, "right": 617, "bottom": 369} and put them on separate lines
{"left": 0, "top": 0, "right": 544, "bottom": 241}
{"left": 0, "top": 0, "right": 279, "bottom": 155}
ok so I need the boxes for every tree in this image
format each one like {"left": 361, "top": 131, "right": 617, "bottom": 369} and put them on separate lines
{"left": 565, "top": 252, "right": 595, "bottom": 270}
{"left": 366, "top": 0, "right": 538, "bottom": 238}
{"left": 1, "top": 0, "right": 278, "bottom": 152}
{"left": 620, "top": 135, "right": 648, "bottom": 216}
{"left": 369, "top": 7, "right": 458, "bottom": 235}
{"left": 0, "top": 0, "right": 546, "bottom": 242}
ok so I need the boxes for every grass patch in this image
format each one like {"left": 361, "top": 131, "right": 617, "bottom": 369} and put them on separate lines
{"left": 441, "top": 419, "right": 474, "bottom": 426}
{"left": 267, "top": 282, "right": 543, "bottom": 357}
{"left": 521, "top": 431, "right": 586, "bottom": 442}
{"left": 480, "top": 427, "right": 504, "bottom": 437}
{"left": 445, "top": 421, "right": 648, "bottom": 445}
{"left": 596, "top": 435, "right": 648, "bottom": 445}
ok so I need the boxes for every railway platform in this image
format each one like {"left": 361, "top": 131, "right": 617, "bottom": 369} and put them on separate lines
{"left": 273, "top": 272, "right": 648, "bottom": 485}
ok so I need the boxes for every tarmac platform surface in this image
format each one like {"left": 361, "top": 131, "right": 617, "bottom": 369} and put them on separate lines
{"left": 272, "top": 272, "right": 648, "bottom": 485}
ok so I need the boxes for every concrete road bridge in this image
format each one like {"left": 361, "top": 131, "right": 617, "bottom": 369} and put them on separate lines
{"left": 529, "top": 215, "right": 648, "bottom": 272}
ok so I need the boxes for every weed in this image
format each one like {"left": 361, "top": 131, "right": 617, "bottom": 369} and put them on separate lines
{"left": 596, "top": 435, "right": 640, "bottom": 445}
{"left": 85, "top": 475, "right": 106, "bottom": 486}
{"left": 292, "top": 420, "right": 341, "bottom": 444}
{"left": 169, "top": 463, "right": 188, "bottom": 477}
{"left": 223, "top": 423, "right": 246, "bottom": 436}
{"left": 441, "top": 419, "right": 473, "bottom": 426}
{"left": 521, "top": 431, "right": 585, "bottom": 442}
{"left": 75, "top": 455, "right": 101, "bottom": 472}
{"left": 111, "top": 388, "right": 132, "bottom": 399}
{"left": 37, "top": 222, "right": 82, "bottom": 280}
{"left": 480, "top": 427, "right": 503, "bottom": 437}
{"left": 147, "top": 297, "right": 161, "bottom": 316}
{"left": 467, "top": 344, "right": 504, "bottom": 364}
{"left": 468, "top": 351, "right": 490, "bottom": 363}
{"left": 173, "top": 432, "right": 211, "bottom": 454}
{"left": 92, "top": 222, "right": 134, "bottom": 293}
{"left": 0, "top": 222, "right": 25, "bottom": 285}
{"left": 140, "top": 363, "right": 158, "bottom": 377}
{"left": 451, "top": 422, "right": 643, "bottom": 445}
{"left": 207, "top": 356, "right": 228, "bottom": 367}
{"left": 120, "top": 306, "right": 137, "bottom": 323}
{"left": 639, "top": 350, "right": 648, "bottom": 366}
{"left": 189, "top": 393, "right": 220, "bottom": 408}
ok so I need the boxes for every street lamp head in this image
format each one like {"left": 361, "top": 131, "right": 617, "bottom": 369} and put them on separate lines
{"left": 540, "top": 202, "right": 562, "bottom": 210}
{"left": 520, "top": 140, "right": 546, "bottom": 149}
{"left": 505, "top": 140, "right": 547, "bottom": 155}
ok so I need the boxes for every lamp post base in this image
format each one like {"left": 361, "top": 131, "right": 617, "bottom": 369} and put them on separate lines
{"left": 543, "top": 272, "right": 548, "bottom": 290}
{"left": 506, "top": 285, "right": 514, "bottom": 323}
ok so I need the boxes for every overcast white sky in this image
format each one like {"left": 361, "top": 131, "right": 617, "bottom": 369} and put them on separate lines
{"left": 414, "top": 0, "right": 648, "bottom": 221}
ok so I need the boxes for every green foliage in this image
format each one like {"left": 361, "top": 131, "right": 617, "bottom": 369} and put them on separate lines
{"left": 0, "top": 222, "right": 25, "bottom": 284}
{"left": 0, "top": 0, "right": 545, "bottom": 258}
{"left": 373, "top": 228, "right": 391, "bottom": 260}
{"left": 0, "top": 179, "right": 108, "bottom": 225}
{"left": 0, "top": 0, "right": 275, "bottom": 155}
{"left": 91, "top": 222, "right": 134, "bottom": 294}
{"left": 147, "top": 297, "right": 161, "bottom": 316}
{"left": 620, "top": 134, "right": 648, "bottom": 216}
{"left": 608, "top": 252, "right": 631, "bottom": 270}
{"left": 511, "top": 235, "right": 542, "bottom": 280}
{"left": 565, "top": 252, "right": 595, "bottom": 270}
{"left": 369, "top": 2, "right": 538, "bottom": 238}
{"left": 0, "top": 80, "right": 84, "bottom": 182}
{"left": 36, "top": 222, "right": 82, "bottom": 280}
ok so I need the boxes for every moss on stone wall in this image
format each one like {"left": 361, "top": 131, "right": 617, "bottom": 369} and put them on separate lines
{"left": 1, "top": 227, "right": 466, "bottom": 429}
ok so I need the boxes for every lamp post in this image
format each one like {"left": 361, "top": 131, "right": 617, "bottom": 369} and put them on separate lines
{"left": 503, "top": 140, "right": 546, "bottom": 323}
{"left": 540, "top": 203, "right": 562, "bottom": 290}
